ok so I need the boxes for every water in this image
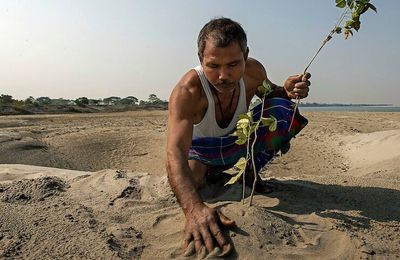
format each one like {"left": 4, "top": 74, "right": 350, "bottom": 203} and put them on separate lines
{"left": 299, "top": 106, "right": 400, "bottom": 112}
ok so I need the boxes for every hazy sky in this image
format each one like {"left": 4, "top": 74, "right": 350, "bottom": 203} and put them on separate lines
{"left": 1, "top": 1, "right": 399, "bottom": 105}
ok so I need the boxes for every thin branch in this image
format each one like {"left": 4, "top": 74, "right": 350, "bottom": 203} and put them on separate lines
{"left": 249, "top": 96, "right": 267, "bottom": 206}
{"left": 242, "top": 132, "right": 252, "bottom": 204}
{"left": 288, "top": 6, "right": 350, "bottom": 132}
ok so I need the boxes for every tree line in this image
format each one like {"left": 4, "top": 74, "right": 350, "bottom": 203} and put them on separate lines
{"left": 0, "top": 94, "right": 168, "bottom": 115}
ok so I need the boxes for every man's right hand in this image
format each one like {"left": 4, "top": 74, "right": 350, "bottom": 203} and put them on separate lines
{"left": 183, "top": 203, "right": 236, "bottom": 258}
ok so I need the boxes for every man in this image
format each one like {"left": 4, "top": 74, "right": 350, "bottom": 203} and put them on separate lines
{"left": 166, "top": 17, "right": 310, "bottom": 257}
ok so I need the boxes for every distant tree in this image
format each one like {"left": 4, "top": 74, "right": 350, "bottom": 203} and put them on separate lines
{"left": 75, "top": 97, "right": 89, "bottom": 107}
{"left": 0, "top": 94, "right": 14, "bottom": 105}
{"left": 119, "top": 98, "right": 133, "bottom": 105}
{"left": 51, "top": 98, "right": 70, "bottom": 106}
{"left": 88, "top": 99, "right": 101, "bottom": 105}
{"left": 24, "top": 96, "right": 35, "bottom": 105}
{"left": 125, "top": 96, "right": 138, "bottom": 105}
{"left": 36, "top": 97, "right": 51, "bottom": 105}
{"left": 148, "top": 94, "right": 161, "bottom": 104}
{"left": 103, "top": 96, "right": 121, "bottom": 105}
{"left": 119, "top": 96, "right": 138, "bottom": 106}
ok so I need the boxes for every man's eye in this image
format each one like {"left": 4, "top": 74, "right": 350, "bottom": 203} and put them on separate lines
{"left": 208, "top": 64, "right": 218, "bottom": 69}
{"left": 229, "top": 63, "right": 237, "bottom": 67}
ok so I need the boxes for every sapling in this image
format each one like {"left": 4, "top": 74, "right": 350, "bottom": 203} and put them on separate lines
{"left": 289, "top": 0, "right": 377, "bottom": 131}
{"left": 226, "top": 0, "right": 377, "bottom": 206}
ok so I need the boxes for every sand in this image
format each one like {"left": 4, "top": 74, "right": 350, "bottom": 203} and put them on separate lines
{"left": 1, "top": 110, "right": 400, "bottom": 259}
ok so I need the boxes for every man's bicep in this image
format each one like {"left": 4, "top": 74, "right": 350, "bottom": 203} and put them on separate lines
{"left": 167, "top": 115, "right": 193, "bottom": 156}
{"left": 247, "top": 58, "right": 271, "bottom": 98}
{"left": 167, "top": 86, "right": 196, "bottom": 159}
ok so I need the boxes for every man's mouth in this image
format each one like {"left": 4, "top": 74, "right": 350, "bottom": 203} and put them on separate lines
{"left": 216, "top": 82, "right": 234, "bottom": 88}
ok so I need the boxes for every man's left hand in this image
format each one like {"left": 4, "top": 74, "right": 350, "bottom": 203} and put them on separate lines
{"left": 283, "top": 72, "right": 311, "bottom": 99}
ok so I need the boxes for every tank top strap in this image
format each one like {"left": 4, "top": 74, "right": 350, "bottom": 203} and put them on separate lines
{"left": 193, "top": 66, "right": 214, "bottom": 107}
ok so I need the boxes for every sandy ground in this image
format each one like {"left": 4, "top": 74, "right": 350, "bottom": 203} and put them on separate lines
{"left": 1, "top": 110, "right": 400, "bottom": 259}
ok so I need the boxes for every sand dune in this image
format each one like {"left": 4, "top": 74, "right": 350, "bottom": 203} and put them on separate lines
{"left": 1, "top": 111, "right": 400, "bottom": 259}
{"left": 341, "top": 129, "right": 400, "bottom": 171}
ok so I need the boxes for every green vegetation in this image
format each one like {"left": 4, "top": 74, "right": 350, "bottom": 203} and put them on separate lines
{"left": 0, "top": 94, "right": 168, "bottom": 115}
{"left": 226, "top": 81, "right": 277, "bottom": 206}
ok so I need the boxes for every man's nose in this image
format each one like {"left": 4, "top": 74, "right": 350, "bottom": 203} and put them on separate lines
{"left": 218, "top": 67, "right": 231, "bottom": 81}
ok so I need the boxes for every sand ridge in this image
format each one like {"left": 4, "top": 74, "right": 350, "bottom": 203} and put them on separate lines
{"left": 1, "top": 110, "right": 400, "bottom": 259}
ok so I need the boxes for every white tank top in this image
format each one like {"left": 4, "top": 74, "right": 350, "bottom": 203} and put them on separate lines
{"left": 193, "top": 65, "right": 247, "bottom": 137}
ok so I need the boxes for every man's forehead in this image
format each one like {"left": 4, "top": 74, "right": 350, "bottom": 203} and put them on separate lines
{"left": 203, "top": 41, "right": 243, "bottom": 60}
{"left": 204, "top": 38, "right": 241, "bottom": 50}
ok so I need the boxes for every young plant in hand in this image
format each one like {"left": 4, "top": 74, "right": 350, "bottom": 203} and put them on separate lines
{"left": 289, "top": 0, "right": 377, "bottom": 130}
{"left": 226, "top": 0, "right": 377, "bottom": 206}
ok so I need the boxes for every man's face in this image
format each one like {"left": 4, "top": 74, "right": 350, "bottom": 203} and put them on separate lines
{"left": 201, "top": 40, "right": 247, "bottom": 94}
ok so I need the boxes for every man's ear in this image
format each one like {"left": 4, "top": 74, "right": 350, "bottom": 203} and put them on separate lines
{"left": 244, "top": 47, "right": 249, "bottom": 60}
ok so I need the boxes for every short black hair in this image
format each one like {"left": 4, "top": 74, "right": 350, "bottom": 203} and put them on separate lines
{"left": 197, "top": 17, "right": 248, "bottom": 61}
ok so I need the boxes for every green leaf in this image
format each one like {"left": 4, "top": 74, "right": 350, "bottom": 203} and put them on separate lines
{"left": 263, "top": 80, "right": 273, "bottom": 95}
{"left": 224, "top": 157, "right": 247, "bottom": 176}
{"left": 246, "top": 111, "right": 253, "bottom": 120}
{"left": 257, "top": 80, "right": 272, "bottom": 97}
{"left": 234, "top": 157, "right": 247, "bottom": 170}
{"left": 359, "top": 5, "right": 369, "bottom": 15}
{"left": 344, "top": 29, "right": 353, "bottom": 39}
{"left": 238, "top": 114, "right": 250, "bottom": 120}
{"left": 236, "top": 117, "right": 250, "bottom": 135}
{"left": 225, "top": 158, "right": 246, "bottom": 186}
{"left": 336, "top": 0, "right": 346, "bottom": 8}
{"left": 223, "top": 167, "right": 238, "bottom": 175}
{"left": 334, "top": 26, "right": 342, "bottom": 34}
{"left": 232, "top": 128, "right": 249, "bottom": 145}
{"left": 268, "top": 116, "right": 277, "bottom": 132}
{"left": 367, "top": 3, "right": 377, "bottom": 13}
{"left": 344, "top": 20, "right": 355, "bottom": 29}
{"left": 353, "top": 20, "right": 361, "bottom": 31}
{"left": 261, "top": 116, "right": 274, "bottom": 126}
{"left": 348, "top": 29, "right": 354, "bottom": 36}
{"left": 235, "top": 130, "right": 246, "bottom": 140}
{"left": 235, "top": 137, "right": 248, "bottom": 145}
{"left": 352, "top": 12, "right": 360, "bottom": 20}
{"left": 355, "top": 3, "right": 366, "bottom": 15}
{"left": 225, "top": 172, "right": 243, "bottom": 185}
{"left": 225, "top": 157, "right": 247, "bottom": 185}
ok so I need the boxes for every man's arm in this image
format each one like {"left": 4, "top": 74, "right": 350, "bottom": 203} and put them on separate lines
{"left": 166, "top": 80, "right": 234, "bottom": 257}
{"left": 166, "top": 83, "right": 202, "bottom": 213}
{"left": 263, "top": 74, "right": 311, "bottom": 100}
{"left": 246, "top": 58, "right": 310, "bottom": 100}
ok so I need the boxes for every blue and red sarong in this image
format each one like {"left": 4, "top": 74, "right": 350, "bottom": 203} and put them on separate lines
{"left": 188, "top": 97, "right": 308, "bottom": 172}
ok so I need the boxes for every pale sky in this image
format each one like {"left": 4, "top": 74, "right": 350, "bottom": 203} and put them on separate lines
{"left": 1, "top": 0, "right": 399, "bottom": 105}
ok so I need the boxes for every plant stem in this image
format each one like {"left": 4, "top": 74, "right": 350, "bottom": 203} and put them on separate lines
{"left": 249, "top": 96, "right": 267, "bottom": 206}
{"left": 242, "top": 132, "right": 252, "bottom": 204}
{"left": 249, "top": 123, "right": 259, "bottom": 206}
{"left": 288, "top": 6, "right": 350, "bottom": 132}
{"left": 303, "top": 6, "right": 349, "bottom": 73}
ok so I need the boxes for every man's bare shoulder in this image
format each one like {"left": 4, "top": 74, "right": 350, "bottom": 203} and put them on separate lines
{"left": 244, "top": 58, "right": 268, "bottom": 93}
{"left": 170, "top": 69, "right": 203, "bottom": 102}
{"left": 169, "top": 69, "right": 206, "bottom": 122}
{"left": 245, "top": 58, "right": 267, "bottom": 82}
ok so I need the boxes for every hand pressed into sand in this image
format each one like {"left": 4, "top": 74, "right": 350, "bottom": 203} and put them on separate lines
{"left": 183, "top": 203, "right": 236, "bottom": 258}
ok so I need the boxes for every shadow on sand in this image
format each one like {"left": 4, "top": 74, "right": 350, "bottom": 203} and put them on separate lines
{"left": 264, "top": 179, "right": 400, "bottom": 226}
{"left": 203, "top": 176, "right": 400, "bottom": 225}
